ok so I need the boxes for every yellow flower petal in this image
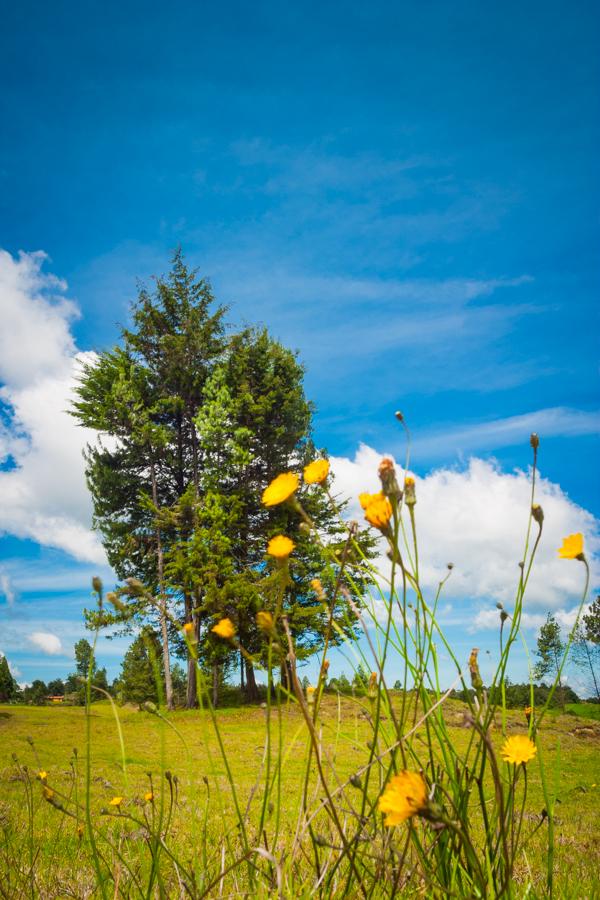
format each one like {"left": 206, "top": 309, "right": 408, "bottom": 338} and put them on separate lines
{"left": 500, "top": 734, "right": 537, "bottom": 765}
{"left": 211, "top": 618, "right": 236, "bottom": 640}
{"left": 262, "top": 473, "right": 299, "bottom": 507}
{"left": 256, "top": 611, "right": 274, "bottom": 632}
{"left": 378, "top": 771, "right": 428, "bottom": 827}
{"left": 304, "top": 459, "right": 330, "bottom": 485}
{"left": 557, "top": 533, "right": 584, "bottom": 560}
{"left": 267, "top": 535, "right": 295, "bottom": 559}
{"left": 109, "top": 796, "right": 123, "bottom": 807}
{"left": 363, "top": 494, "right": 393, "bottom": 530}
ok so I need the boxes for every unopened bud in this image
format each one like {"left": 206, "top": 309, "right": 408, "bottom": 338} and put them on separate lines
{"left": 395, "top": 411, "right": 404, "bottom": 422}
{"left": 92, "top": 577, "right": 103, "bottom": 594}
{"left": 447, "top": 562, "right": 454, "bottom": 570}
{"left": 531, "top": 504, "right": 544, "bottom": 525}
{"left": 404, "top": 476, "right": 416, "bottom": 506}
{"left": 496, "top": 602, "right": 504, "bottom": 610}
{"left": 500, "top": 610, "right": 509, "bottom": 622}
{"left": 378, "top": 457, "right": 402, "bottom": 500}
{"left": 299, "top": 522, "right": 312, "bottom": 534}
{"left": 350, "top": 773, "right": 362, "bottom": 789}
{"left": 530, "top": 433, "right": 539, "bottom": 451}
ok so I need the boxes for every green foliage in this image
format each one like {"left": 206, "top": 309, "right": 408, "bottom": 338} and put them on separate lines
{"left": 534, "top": 613, "right": 566, "bottom": 680}
{"left": 582, "top": 595, "right": 600, "bottom": 643}
{"left": 0, "top": 656, "right": 18, "bottom": 702}
{"left": 72, "top": 251, "right": 375, "bottom": 706}
{"left": 119, "top": 628, "right": 164, "bottom": 706}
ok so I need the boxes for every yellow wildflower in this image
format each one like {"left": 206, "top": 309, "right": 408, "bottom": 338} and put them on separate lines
{"left": 262, "top": 472, "right": 299, "bottom": 507}
{"left": 359, "top": 491, "right": 380, "bottom": 510}
{"left": 109, "top": 796, "right": 123, "bottom": 807}
{"left": 144, "top": 791, "right": 154, "bottom": 802}
{"left": 557, "top": 533, "right": 585, "bottom": 560}
{"left": 500, "top": 734, "right": 537, "bottom": 765}
{"left": 43, "top": 786, "right": 54, "bottom": 801}
{"left": 311, "top": 578, "right": 325, "bottom": 599}
{"left": 359, "top": 494, "right": 392, "bottom": 531}
{"left": 183, "top": 622, "right": 195, "bottom": 637}
{"left": 256, "top": 611, "right": 274, "bottom": 632}
{"left": 212, "top": 618, "right": 236, "bottom": 640}
{"left": 378, "top": 771, "right": 428, "bottom": 827}
{"left": 37, "top": 770, "right": 48, "bottom": 782}
{"left": 304, "top": 459, "right": 330, "bottom": 485}
{"left": 267, "top": 535, "right": 295, "bottom": 559}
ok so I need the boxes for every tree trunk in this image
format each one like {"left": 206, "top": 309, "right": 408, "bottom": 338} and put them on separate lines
{"left": 245, "top": 659, "right": 259, "bottom": 702}
{"left": 584, "top": 640, "right": 600, "bottom": 700}
{"left": 186, "top": 653, "right": 197, "bottom": 708}
{"left": 149, "top": 457, "right": 174, "bottom": 711}
{"left": 240, "top": 651, "right": 245, "bottom": 692}
{"left": 185, "top": 593, "right": 197, "bottom": 708}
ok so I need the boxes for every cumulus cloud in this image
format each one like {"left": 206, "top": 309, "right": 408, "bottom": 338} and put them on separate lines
{"left": 28, "top": 631, "right": 64, "bottom": 655}
{"left": 331, "top": 444, "right": 599, "bottom": 611}
{"left": 0, "top": 250, "right": 106, "bottom": 563}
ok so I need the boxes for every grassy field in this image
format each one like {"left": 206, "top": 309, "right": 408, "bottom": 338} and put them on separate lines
{"left": 1, "top": 697, "right": 599, "bottom": 898}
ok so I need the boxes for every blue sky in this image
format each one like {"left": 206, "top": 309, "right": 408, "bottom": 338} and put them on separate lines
{"left": 0, "top": 0, "right": 598, "bottom": 690}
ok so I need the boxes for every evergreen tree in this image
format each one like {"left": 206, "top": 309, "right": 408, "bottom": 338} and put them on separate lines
{"left": 0, "top": 655, "right": 17, "bottom": 702}
{"left": 72, "top": 251, "right": 227, "bottom": 708}
{"left": 534, "top": 613, "right": 566, "bottom": 707}
{"left": 571, "top": 599, "right": 600, "bottom": 700}
{"left": 65, "top": 639, "right": 109, "bottom": 703}
{"left": 73, "top": 253, "right": 373, "bottom": 706}
{"left": 582, "top": 595, "right": 600, "bottom": 644}
{"left": 120, "top": 628, "right": 164, "bottom": 706}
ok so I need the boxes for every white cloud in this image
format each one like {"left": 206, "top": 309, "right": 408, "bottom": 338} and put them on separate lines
{"left": 28, "top": 631, "right": 64, "bottom": 655}
{"left": 414, "top": 407, "right": 600, "bottom": 460}
{"left": 0, "top": 249, "right": 106, "bottom": 563}
{"left": 330, "top": 444, "right": 599, "bottom": 610}
{"left": 0, "top": 570, "right": 16, "bottom": 606}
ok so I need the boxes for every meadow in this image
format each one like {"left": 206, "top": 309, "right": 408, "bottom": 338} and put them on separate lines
{"left": 1, "top": 696, "right": 599, "bottom": 898}
{"left": 1, "top": 445, "right": 598, "bottom": 898}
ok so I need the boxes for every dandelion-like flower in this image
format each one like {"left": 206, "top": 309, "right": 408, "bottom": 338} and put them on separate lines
{"left": 359, "top": 491, "right": 380, "bottom": 510}
{"left": 304, "top": 459, "right": 330, "bottom": 485}
{"left": 362, "top": 493, "right": 393, "bottom": 531}
{"left": 37, "top": 770, "right": 48, "bottom": 782}
{"left": 183, "top": 622, "right": 195, "bottom": 637}
{"left": 109, "top": 796, "right": 124, "bottom": 808}
{"left": 262, "top": 472, "right": 299, "bottom": 507}
{"left": 500, "top": 734, "right": 537, "bottom": 765}
{"left": 144, "top": 791, "right": 154, "bottom": 802}
{"left": 267, "top": 535, "right": 295, "bottom": 559}
{"left": 256, "top": 611, "right": 274, "bottom": 632}
{"left": 311, "top": 578, "right": 325, "bottom": 599}
{"left": 212, "top": 618, "right": 236, "bottom": 640}
{"left": 378, "top": 771, "right": 428, "bottom": 827}
{"left": 43, "top": 786, "right": 54, "bottom": 801}
{"left": 557, "top": 533, "right": 585, "bottom": 560}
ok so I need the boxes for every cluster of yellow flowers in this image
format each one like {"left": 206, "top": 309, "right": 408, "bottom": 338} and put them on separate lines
{"left": 261, "top": 458, "right": 330, "bottom": 507}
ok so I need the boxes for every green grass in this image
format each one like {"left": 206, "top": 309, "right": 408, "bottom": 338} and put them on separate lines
{"left": 1, "top": 698, "right": 599, "bottom": 898}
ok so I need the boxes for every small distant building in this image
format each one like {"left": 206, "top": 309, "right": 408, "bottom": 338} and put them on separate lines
{"left": 46, "top": 695, "right": 64, "bottom": 704}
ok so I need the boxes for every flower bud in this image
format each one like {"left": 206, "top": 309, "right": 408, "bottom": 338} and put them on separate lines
{"left": 530, "top": 433, "right": 539, "bottom": 451}
{"left": 92, "top": 577, "right": 103, "bottom": 594}
{"left": 404, "top": 476, "right": 416, "bottom": 507}
{"left": 378, "top": 457, "right": 402, "bottom": 500}
{"left": 531, "top": 504, "right": 544, "bottom": 525}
